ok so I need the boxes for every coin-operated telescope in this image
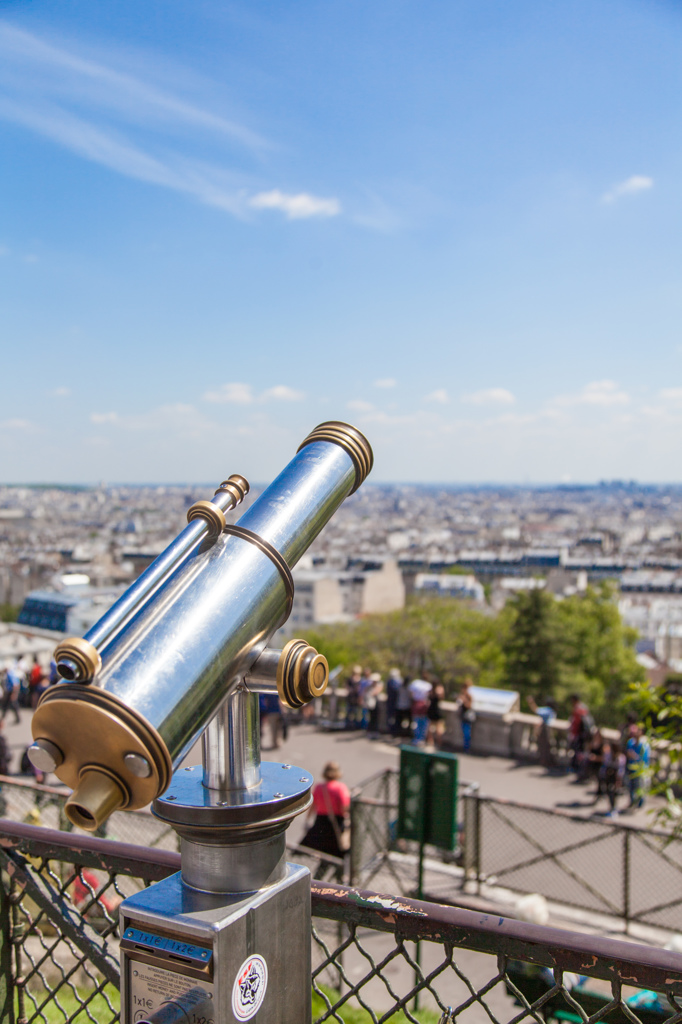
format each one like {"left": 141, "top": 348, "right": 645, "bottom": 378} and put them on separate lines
{"left": 29, "top": 422, "right": 372, "bottom": 1024}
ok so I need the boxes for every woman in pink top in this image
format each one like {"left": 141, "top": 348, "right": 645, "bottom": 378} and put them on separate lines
{"left": 301, "top": 761, "right": 351, "bottom": 858}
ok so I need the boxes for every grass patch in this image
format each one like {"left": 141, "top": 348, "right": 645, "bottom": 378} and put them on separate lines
{"left": 313, "top": 986, "right": 442, "bottom": 1022}
{"left": 25, "top": 983, "right": 441, "bottom": 1023}
{"left": 22, "top": 986, "right": 120, "bottom": 1023}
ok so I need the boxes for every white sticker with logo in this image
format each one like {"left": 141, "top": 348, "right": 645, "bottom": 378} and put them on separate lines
{"left": 231, "top": 954, "right": 268, "bottom": 1021}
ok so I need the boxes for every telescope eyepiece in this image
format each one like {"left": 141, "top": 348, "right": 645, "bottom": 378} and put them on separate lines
{"left": 53, "top": 637, "right": 102, "bottom": 683}
{"left": 65, "top": 767, "right": 128, "bottom": 830}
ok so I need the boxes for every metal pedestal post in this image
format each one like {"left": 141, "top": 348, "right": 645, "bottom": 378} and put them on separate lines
{"left": 119, "top": 687, "right": 313, "bottom": 1024}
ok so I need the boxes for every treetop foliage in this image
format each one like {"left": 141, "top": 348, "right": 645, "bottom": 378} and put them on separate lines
{"left": 307, "top": 582, "right": 644, "bottom": 725}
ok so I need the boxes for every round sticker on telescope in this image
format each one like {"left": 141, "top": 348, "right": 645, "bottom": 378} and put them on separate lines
{"left": 232, "top": 954, "right": 268, "bottom": 1020}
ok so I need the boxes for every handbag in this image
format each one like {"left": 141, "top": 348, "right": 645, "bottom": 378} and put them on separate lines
{"left": 322, "top": 784, "right": 351, "bottom": 852}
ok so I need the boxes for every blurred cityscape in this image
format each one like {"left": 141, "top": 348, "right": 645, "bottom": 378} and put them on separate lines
{"left": 4, "top": 480, "right": 682, "bottom": 668}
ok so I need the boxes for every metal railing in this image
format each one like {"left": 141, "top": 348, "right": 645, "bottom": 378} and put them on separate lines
{"left": 2, "top": 820, "right": 682, "bottom": 1023}
{"left": 351, "top": 769, "right": 682, "bottom": 934}
{"left": 463, "top": 793, "right": 682, "bottom": 932}
{"left": 0, "top": 775, "right": 178, "bottom": 851}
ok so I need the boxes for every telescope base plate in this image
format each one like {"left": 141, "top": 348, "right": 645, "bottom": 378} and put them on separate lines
{"left": 152, "top": 761, "right": 312, "bottom": 836}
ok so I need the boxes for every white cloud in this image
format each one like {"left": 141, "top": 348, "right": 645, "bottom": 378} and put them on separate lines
{"left": 204, "top": 383, "right": 254, "bottom": 404}
{"left": 0, "top": 418, "right": 34, "bottom": 430}
{"left": 463, "top": 388, "right": 515, "bottom": 406}
{"left": 602, "top": 175, "right": 653, "bottom": 204}
{"left": 203, "top": 382, "right": 304, "bottom": 404}
{"left": 374, "top": 378, "right": 397, "bottom": 389}
{"left": 571, "top": 380, "right": 630, "bottom": 407}
{"left": 660, "top": 388, "right": 682, "bottom": 404}
{"left": 261, "top": 385, "right": 304, "bottom": 402}
{"left": 551, "top": 380, "right": 630, "bottom": 409}
{"left": 425, "top": 389, "right": 449, "bottom": 404}
{"left": 52, "top": 386, "right": 70, "bottom": 397}
{"left": 90, "top": 412, "right": 118, "bottom": 423}
{"left": 347, "top": 399, "right": 375, "bottom": 413}
{"left": 249, "top": 190, "right": 341, "bottom": 220}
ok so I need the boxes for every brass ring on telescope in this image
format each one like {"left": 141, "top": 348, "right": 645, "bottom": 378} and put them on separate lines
{"left": 186, "top": 499, "right": 226, "bottom": 538}
{"left": 222, "top": 525, "right": 294, "bottom": 621}
{"left": 297, "top": 421, "right": 374, "bottom": 493}
{"left": 214, "top": 474, "right": 250, "bottom": 505}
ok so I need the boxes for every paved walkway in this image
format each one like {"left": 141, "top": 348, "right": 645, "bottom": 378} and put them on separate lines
{"left": 10, "top": 707, "right": 659, "bottom": 831}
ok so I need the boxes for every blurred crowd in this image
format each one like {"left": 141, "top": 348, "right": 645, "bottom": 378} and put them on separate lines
{"left": 528, "top": 692, "right": 651, "bottom": 818}
{"left": 343, "top": 665, "right": 475, "bottom": 750}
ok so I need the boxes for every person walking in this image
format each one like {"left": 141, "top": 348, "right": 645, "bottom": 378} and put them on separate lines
{"left": 358, "top": 668, "right": 374, "bottom": 730}
{"left": 367, "top": 673, "right": 383, "bottom": 735}
{"left": 527, "top": 696, "right": 557, "bottom": 768}
{"left": 396, "top": 677, "right": 413, "bottom": 738}
{"left": 587, "top": 728, "right": 606, "bottom": 802}
{"left": 408, "top": 676, "right": 432, "bottom": 745}
{"left": 259, "top": 692, "right": 283, "bottom": 750}
{"left": 344, "top": 666, "right": 362, "bottom": 729}
{"left": 385, "top": 668, "right": 402, "bottom": 736}
{"left": 301, "top": 761, "right": 351, "bottom": 859}
{"left": 2, "top": 661, "right": 22, "bottom": 724}
{"left": 427, "top": 681, "right": 446, "bottom": 748}
{"left": 599, "top": 739, "right": 626, "bottom": 818}
{"left": 458, "top": 678, "right": 476, "bottom": 753}
{"left": 568, "top": 694, "right": 593, "bottom": 777}
{"left": 625, "top": 724, "right": 650, "bottom": 810}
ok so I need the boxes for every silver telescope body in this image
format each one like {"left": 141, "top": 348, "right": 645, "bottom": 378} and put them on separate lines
{"left": 31, "top": 422, "right": 372, "bottom": 830}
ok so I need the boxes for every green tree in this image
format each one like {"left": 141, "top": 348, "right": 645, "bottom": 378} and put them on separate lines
{"left": 502, "top": 582, "right": 644, "bottom": 724}
{"left": 501, "top": 588, "right": 561, "bottom": 705}
{"left": 0, "top": 604, "right": 19, "bottom": 623}
{"left": 555, "top": 582, "right": 644, "bottom": 721}
{"left": 307, "top": 596, "right": 506, "bottom": 697}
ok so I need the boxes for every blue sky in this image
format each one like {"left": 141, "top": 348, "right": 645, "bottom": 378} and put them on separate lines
{"left": 2, "top": 0, "right": 682, "bottom": 484}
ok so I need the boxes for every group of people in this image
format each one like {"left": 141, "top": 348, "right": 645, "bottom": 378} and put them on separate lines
{"left": 344, "top": 666, "right": 476, "bottom": 750}
{"left": 0, "top": 655, "right": 55, "bottom": 723}
{"left": 530, "top": 693, "right": 651, "bottom": 817}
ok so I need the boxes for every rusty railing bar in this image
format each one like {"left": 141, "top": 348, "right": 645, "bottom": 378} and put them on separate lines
{"left": 309, "top": 880, "right": 682, "bottom": 994}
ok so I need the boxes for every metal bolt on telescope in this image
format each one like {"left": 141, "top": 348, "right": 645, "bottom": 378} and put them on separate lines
{"left": 30, "top": 421, "right": 372, "bottom": 1024}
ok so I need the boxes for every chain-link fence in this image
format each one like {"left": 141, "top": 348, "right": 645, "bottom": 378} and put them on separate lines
{"left": 2, "top": 819, "right": 682, "bottom": 1023}
{"left": 464, "top": 794, "right": 682, "bottom": 932}
{"left": 349, "top": 768, "right": 478, "bottom": 895}
{"left": 351, "top": 769, "right": 682, "bottom": 933}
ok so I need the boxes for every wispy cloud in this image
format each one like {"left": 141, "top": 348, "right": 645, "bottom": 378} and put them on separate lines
{"left": 52, "top": 386, "right": 70, "bottom": 397}
{"left": 203, "top": 382, "right": 304, "bottom": 404}
{"left": 90, "top": 412, "right": 118, "bottom": 424}
{"left": 249, "top": 190, "right": 340, "bottom": 219}
{"left": 347, "top": 399, "right": 375, "bottom": 413}
{"left": 374, "top": 378, "right": 397, "bottom": 389}
{"left": 463, "top": 387, "right": 515, "bottom": 406}
{"left": 0, "top": 22, "right": 339, "bottom": 222}
{"left": 0, "top": 418, "right": 35, "bottom": 430}
{"left": 553, "top": 380, "right": 630, "bottom": 407}
{"left": 602, "top": 175, "right": 653, "bottom": 204}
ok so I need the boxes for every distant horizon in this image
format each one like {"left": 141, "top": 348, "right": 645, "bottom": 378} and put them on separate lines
{"left": 3, "top": 479, "right": 682, "bottom": 492}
